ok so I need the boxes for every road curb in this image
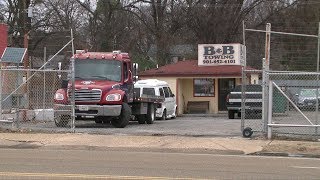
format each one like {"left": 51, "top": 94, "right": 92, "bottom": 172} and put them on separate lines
{"left": 248, "top": 151, "right": 320, "bottom": 158}
{"left": 40, "top": 145, "right": 246, "bottom": 155}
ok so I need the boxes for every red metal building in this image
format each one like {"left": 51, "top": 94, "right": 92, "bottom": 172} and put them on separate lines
{"left": 0, "top": 23, "right": 8, "bottom": 57}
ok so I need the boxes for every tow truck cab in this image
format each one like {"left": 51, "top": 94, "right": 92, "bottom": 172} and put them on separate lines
{"left": 54, "top": 50, "right": 144, "bottom": 128}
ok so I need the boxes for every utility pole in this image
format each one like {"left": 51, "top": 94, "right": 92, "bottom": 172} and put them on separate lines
{"left": 22, "top": 0, "right": 31, "bottom": 118}
{"left": 22, "top": 0, "right": 29, "bottom": 69}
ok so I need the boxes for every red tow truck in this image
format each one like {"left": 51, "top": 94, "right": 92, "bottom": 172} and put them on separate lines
{"left": 54, "top": 50, "right": 163, "bottom": 128}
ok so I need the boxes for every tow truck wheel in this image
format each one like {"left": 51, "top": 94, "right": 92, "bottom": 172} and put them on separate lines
{"left": 111, "top": 103, "right": 131, "bottom": 128}
{"left": 94, "top": 117, "right": 104, "bottom": 124}
{"left": 146, "top": 103, "right": 155, "bottom": 124}
{"left": 243, "top": 127, "right": 253, "bottom": 138}
{"left": 137, "top": 115, "right": 146, "bottom": 124}
{"left": 54, "top": 115, "right": 70, "bottom": 127}
{"left": 228, "top": 110, "right": 235, "bottom": 119}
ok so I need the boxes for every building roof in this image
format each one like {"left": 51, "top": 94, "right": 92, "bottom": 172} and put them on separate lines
{"left": 139, "top": 60, "right": 258, "bottom": 77}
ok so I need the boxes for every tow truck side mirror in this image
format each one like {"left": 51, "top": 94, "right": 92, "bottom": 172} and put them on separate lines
{"left": 57, "top": 62, "right": 62, "bottom": 79}
{"left": 133, "top": 63, "right": 139, "bottom": 81}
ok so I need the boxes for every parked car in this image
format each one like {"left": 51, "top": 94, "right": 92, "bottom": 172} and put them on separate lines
{"left": 134, "top": 79, "right": 177, "bottom": 120}
{"left": 295, "top": 88, "right": 320, "bottom": 110}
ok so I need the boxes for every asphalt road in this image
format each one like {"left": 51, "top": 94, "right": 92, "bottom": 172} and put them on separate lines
{"left": 0, "top": 148, "right": 319, "bottom": 179}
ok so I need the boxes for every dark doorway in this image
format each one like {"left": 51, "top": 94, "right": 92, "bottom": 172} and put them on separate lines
{"left": 218, "top": 78, "right": 235, "bottom": 111}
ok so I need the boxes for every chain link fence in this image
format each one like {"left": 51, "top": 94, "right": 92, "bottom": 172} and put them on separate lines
{"left": 240, "top": 70, "right": 320, "bottom": 139}
{"left": 243, "top": 22, "right": 320, "bottom": 139}
{"left": 241, "top": 70, "right": 264, "bottom": 137}
{"left": 269, "top": 72, "right": 320, "bottom": 138}
{"left": 0, "top": 68, "right": 73, "bottom": 130}
{"left": 0, "top": 38, "right": 75, "bottom": 132}
{"left": 245, "top": 23, "right": 319, "bottom": 72}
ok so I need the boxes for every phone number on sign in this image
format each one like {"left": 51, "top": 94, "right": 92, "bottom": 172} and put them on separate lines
{"left": 203, "top": 60, "right": 236, "bottom": 64}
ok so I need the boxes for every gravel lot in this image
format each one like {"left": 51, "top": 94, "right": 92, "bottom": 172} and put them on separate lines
{"left": 0, "top": 114, "right": 245, "bottom": 137}
{"left": 2, "top": 111, "right": 318, "bottom": 139}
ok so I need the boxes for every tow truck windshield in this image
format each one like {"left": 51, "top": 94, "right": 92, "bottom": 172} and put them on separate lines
{"left": 74, "top": 59, "right": 122, "bottom": 82}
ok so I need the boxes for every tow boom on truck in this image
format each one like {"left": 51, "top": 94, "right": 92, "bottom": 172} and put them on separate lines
{"left": 54, "top": 50, "right": 163, "bottom": 128}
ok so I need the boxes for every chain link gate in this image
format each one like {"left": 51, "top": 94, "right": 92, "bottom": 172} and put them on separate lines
{"left": 242, "top": 22, "right": 320, "bottom": 139}
{"left": 0, "top": 38, "right": 75, "bottom": 132}
{"left": 241, "top": 69, "right": 264, "bottom": 137}
{"left": 268, "top": 72, "right": 320, "bottom": 139}
{"left": 241, "top": 71, "right": 320, "bottom": 139}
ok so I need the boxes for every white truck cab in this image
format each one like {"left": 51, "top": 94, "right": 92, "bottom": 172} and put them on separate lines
{"left": 134, "top": 79, "right": 177, "bottom": 120}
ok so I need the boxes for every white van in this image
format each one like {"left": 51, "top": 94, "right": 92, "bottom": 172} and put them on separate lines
{"left": 134, "top": 79, "right": 177, "bottom": 120}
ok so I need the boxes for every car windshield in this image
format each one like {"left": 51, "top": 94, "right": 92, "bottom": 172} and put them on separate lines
{"left": 74, "top": 59, "right": 122, "bottom": 82}
{"left": 142, "top": 88, "right": 156, "bottom": 96}
{"left": 299, "top": 89, "right": 320, "bottom": 97}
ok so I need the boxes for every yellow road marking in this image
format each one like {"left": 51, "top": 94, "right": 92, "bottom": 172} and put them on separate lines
{"left": 0, "top": 172, "right": 206, "bottom": 180}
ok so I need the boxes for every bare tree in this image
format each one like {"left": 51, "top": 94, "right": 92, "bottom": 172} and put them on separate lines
{"left": 2, "top": 0, "right": 316, "bottom": 70}
{"left": 0, "top": 0, "right": 32, "bottom": 47}
{"left": 122, "top": 0, "right": 186, "bottom": 66}
{"left": 265, "top": 0, "right": 320, "bottom": 71}
{"left": 75, "top": 0, "right": 131, "bottom": 51}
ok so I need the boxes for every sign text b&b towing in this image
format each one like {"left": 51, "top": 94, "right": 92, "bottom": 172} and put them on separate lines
{"left": 198, "top": 44, "right": 245, "bottom": 66}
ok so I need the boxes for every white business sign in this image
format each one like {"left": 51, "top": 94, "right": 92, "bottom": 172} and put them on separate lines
{"left": 198, "top": 44, "right": 246, "bottom": 66}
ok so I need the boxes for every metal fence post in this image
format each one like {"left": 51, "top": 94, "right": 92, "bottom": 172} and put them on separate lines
{"left": 241, "top": 66, "right": 245, "bottom": 132}
{"left": 43, "top": 47, "right": 46, "bottom": 112}
{"left": 70, "top": 58, "right": 75, "bottom": 131}
{"left": 241, "top": 21, "right": 246, "bottom": 132}
{"left": 316, "top": 22, "right": 320, "bottom": 135}
{"left": 268, "top": 81, "right": 273, "bottom": 139}
{"left": 15, "top": 108, "right": 19, "bottom": 129}
{"left": 262, "top": 58, "right": 266, "bottom": 134}
{"left": 263, "top": 23, "right": 271, "bottom": 135}
{"left": 70, "top": 29, "right": 75, "bottom": 131}
{"left": 0, "top": 64, "right": 2, "bottom": 121}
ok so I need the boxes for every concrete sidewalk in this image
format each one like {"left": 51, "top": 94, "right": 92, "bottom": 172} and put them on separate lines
{"left": 0, "top": 133, "right": 319, "bottom": 157}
